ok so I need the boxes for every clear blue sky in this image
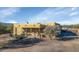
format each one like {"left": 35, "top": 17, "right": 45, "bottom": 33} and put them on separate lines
{"left": 0, "top": 7, "right": 79, "bottom": 25}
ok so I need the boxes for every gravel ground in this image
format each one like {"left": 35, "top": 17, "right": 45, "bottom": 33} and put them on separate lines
{"left": 0, "top": 34, "right": 79, "bottom": 52}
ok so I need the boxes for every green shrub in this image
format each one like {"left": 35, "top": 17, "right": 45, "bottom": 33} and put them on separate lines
{"left": 0, "top": 23, "right": 12, "bottom": 34}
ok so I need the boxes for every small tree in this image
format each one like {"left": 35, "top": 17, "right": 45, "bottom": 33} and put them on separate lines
{"left": 0, "top": 23, "right": 12, "bottom": 34}
{"left": 44, "top": 26, "right": 57, "bottom": 40}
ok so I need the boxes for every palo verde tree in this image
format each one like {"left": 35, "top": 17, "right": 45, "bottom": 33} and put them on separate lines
{"left": 44, "top": 25, "right": 60, "bottom": 40}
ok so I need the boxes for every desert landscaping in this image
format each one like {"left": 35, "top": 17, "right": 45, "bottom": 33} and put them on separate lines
{"left": 0, "top": 33, "right": 79, "bottom": 52}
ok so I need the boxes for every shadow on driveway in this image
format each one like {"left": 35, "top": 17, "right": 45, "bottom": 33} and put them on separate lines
{"left": 1, "top": 37, "right": 44, "bottom": 49}
{"left": 58, "top": 30, "right": 78, "bottom": 41}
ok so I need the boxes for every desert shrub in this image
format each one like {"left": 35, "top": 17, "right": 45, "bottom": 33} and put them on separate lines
{"left": 43, "top": 25, "right": 61, "bottom": 40}
{"left": 44, "top": 26, "right": 57, "bottom": 35}
{"left": 0, "top": 23, "right": 12, "bottom": 34}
